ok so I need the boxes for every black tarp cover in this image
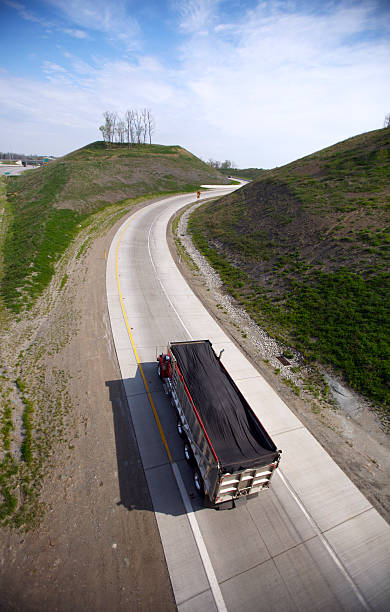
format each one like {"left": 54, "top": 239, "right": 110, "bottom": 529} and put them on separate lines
{"left": 171, "top": 341, "right": 279, "bottom": 473}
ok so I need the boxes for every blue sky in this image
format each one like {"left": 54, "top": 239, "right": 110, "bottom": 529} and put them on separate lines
{"left": 0, "top": 0, "right": 389, "bottom": 167}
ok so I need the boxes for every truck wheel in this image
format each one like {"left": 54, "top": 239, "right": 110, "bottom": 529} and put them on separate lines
{"left": 183, "top": 441, "right": 195, "bottom": 465}
{"left": 177, "top": 419, "right": 186, "bottom": 439}
{"left": 193, "top": 469, "right": 205, "bottom": 498}
{"left": 157, "top": 364, "right": 161, "bottom": 379}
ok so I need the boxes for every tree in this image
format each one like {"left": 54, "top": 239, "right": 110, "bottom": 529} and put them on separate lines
{"left": 133, "top": 110, "right": 144, "bottom": 144}
{"left": 101, "top": 111, "right": 117, "bottom": 145}
{"left": 116, "top": 120, "right": 126, "bottom": 143}
{"left": 207, "top": 158, "right": 220, "bottom": 168}
{"left": 99, "top": 124, "right": 109, "bottom": 144}
{"left": 125, "top": 109, "right": 135, "bottom": 147}
{"left": 144, "top": 108, "right": 155, "bottom": 144}
{"left": 99, "top": 108, "right": 155, "bottom": 145}
{"left": 221, "top": 160, "right": 232, "bottom": 169}
{"left": 384, "top": 113, "right": 390, "bottom": 128}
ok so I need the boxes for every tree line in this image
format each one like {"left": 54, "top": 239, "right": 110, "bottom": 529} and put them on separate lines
{"left": 206, "top": 158, "right": 236, "bottom": 169}
{"left": 99, "top": 109, "right": 155, "bottom": 146}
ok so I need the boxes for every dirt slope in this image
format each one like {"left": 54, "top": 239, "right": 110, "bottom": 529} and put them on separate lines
{"left": 0, "top": 200, "right": 175, "bottom": 611}
{"left": 189, "top": 127, "right": 390, "bottom": 409}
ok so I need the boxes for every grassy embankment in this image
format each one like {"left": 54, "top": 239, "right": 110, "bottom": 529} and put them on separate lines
{"left": 1, "top": 141, "right": 228, "bottom": 313}
{"left": 0, "top": 141, "right": 228, "bottom": 527}
{"left": 189, "top": 128, "right": 390, "bottom": 410}
{"left": 219, "top": 167, "right": 268, "bottom": 181}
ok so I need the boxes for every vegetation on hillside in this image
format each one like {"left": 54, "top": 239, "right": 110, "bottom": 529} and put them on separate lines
{"left": 189, "top": 127, "right": 390, "bottom": 408}
{"left": 0, "top": 142, "right": 227, "bottom": 312}
{"left": 219, "top": 167, "right": 268, "bottom": 181}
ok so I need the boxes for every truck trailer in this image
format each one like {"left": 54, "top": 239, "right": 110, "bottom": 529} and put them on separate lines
{"left": 158, "top": 340, "right": 281, "bottom": 509}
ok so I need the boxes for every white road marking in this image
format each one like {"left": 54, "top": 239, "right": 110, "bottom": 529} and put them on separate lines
{"left": 147, "top": 213, "right": 193, "bottom": 340}
{"left": 277, "top": 467, "right": 369, "bottom": 610}
{"left": 148, "top": 195, "right": 370, "bottom": 612}
{"left": 172, "top": 462, "right": 227, "bottom": 612}
{"left": 147, "top": 205, "right": 228, "bottom": 612}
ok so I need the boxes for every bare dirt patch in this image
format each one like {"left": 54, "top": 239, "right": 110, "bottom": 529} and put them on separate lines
{"left": 168, "top": 202, "right": 390, "bottom": 525}
{"left": 0, "top": 199, "right": 175, "bottom": 611}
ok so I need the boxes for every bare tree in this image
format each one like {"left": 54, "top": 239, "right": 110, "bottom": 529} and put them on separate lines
{"left": 143, "top": 108, "right": 155, "bottom": 144}
{"left": 133, "top": 110, "right": 144, "bottom": 144}
{"left": 116, "top": 119, "right": 126, "bottom": 143}
{"left": 101, "top": 111, "right": 117, "bottom": 144}
{"left": 125, "top": 109, "right": 135, "bottom": 147}
{"left": 206, "top": 158, "right": 237, "bottom": 170}
{"left": 384, "top": 113, "right": 390, "bottom": 128}
{"left": 207, "top": 158, "right": 221, "bottom": 169}
{"left": 100, "top": 108, "right": 154, "bottom": 146}
{"left": 142, "top": 108, "right": 148, "bottom": 144}
{"left": 99, "top": 124, "right": 109, "bottom": 144}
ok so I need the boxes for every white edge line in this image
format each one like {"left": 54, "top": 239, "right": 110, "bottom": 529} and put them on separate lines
{"left": 276, "top": 470, "right": 370, "bottom": 611}
{"left": 172, "top": 462, "right": 227, "bottom": 612}
{"left": 147, "top": 213, "right": 193, "bottom": 340}
{"left": 148, "top": 198, "right": 228, "bottom": 612}
{"left": 147, "top": 195, "right": 370, "bottom": 612}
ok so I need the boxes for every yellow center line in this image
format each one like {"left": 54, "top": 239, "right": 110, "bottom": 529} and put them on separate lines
{"left": 115, "top": 213, "right": 173, "bottom": 463}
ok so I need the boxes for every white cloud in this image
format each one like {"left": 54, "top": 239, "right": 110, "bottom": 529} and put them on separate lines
{"left": 44, "top": 0, "right": 140, "bottom": 47}
{"left": 172, "top": 0, "right": 390, "bottom": 166}
{"left": 1, "top": 0, "right": 389, "bottom": 166}
{"left": 42, "top": 61, "right": 68, "bottom": 73}
{"left": 0, "top": 55, "right": 184, "bottom": 155}
{"left": 173, "top": 0, "right": 221, "bottom": 33}
{"left": 4, "top": 0, "right": 52, "bottom": 27}
{"left": 63, "top": 28, "right": 89, "bottom": 39}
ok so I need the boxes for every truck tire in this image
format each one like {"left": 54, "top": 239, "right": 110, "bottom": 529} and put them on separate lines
{"left": 183, "top": 441, "right": 195, "bottom": 466}
{"left": 157, "top": 363, "right": 161, "bottom": 379}
{"left": 177, "top": 418, "right": 186, "bottom": 439}
{"left": 193, "top": 469, "right": 205, "bottom": 498}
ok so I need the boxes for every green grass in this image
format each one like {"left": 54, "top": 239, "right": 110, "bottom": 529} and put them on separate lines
{"left": 1, "top": 401, "right": 13, "bottom": 451}
{"left": 0, "top": 141, "right": 227, "bottom": 313}
{"left": 0, "top": 453, "right": 18, "bottom": 521}
{"left": 286, "top": 271, "right": 389, "bottom": 404}
{"left": 189, "top": 127, "right": 390, "bottom": 409}
{"left": 219, "top": 167, "right": 268, "bottom": 180}
{"left": 1, "top": 162, "right": 82, "bottom": 311}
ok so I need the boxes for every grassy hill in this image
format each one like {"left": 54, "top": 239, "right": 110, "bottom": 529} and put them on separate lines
{"left": 189, "top": 127, "right": 390, "bottom": 408}
{"left": 0, "top": 142, "right": 228, "bottom": 312}
{"left": 219, "top": 167, "right": 268, "bottom": 181}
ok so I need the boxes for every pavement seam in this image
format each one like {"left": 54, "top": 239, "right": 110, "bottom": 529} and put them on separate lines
{"left": 277, "top": 468, "right": 370, "bottom": 610}
{"left": 176, "top": 588, "right": 214, "bottom": 609}
{"left": 114, "top": 196, "right": 228, "bottom": 612}
{"left": 322, "top": 505, "right": 374, "bottom": 533}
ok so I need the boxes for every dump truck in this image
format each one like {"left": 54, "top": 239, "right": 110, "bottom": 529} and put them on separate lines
{"left": 157, "top": 340, "right": 281, "bottom": 509}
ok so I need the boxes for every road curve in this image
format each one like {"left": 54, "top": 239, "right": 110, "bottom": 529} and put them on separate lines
{"left": 106, "top": 187, "right": 390, "bottom": 611}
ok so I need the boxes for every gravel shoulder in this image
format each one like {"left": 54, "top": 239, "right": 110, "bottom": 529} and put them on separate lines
{"left": 168, "top": 200, "right": 390, "bottom": 525}
{"left": 0, "top": 199, "right": 175, "bottom": 611}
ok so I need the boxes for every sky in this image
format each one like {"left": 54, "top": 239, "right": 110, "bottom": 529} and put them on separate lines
{"left": 0, "top": 0, "right": 389, "bottom": 168}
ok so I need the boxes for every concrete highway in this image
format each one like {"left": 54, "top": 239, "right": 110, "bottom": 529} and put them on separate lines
{"left": 106, "top": 185, "right": 390, "bottom": 611}
{"left": 0, "top": 163, "right": 36, "bottom": 176}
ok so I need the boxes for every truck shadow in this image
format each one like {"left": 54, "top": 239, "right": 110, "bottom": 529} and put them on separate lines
{"left": 105, "top": 374, "right": 156, "bottom": 515}
{"left": 106, "top": 364, "right": 205, "bottom": 517}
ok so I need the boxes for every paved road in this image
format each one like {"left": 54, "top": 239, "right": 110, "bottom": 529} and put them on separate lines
{"left": 106, "top": 187, "right": 390, "bottom": 611}
{"left": 0, "top": 164, "right": 36, "bottom": 176}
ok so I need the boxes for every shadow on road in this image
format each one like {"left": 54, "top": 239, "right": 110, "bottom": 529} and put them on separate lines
{"left": 106, "top": 363, "right": 206, "bottom": 517}
{"left": 105, "top": 375, "right": 156, "bottom": 514}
